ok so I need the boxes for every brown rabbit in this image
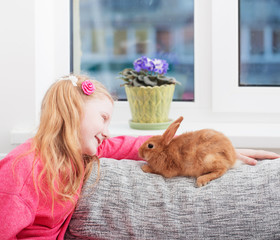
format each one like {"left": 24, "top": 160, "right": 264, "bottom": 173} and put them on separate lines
{"left": 138, "top": 116, "right": 236, "bottom": 187}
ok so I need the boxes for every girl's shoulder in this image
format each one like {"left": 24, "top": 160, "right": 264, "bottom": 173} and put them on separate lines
{"left": 0, "top": 139, "right": 41, "bottom": 194}
{"left": 2, "top": 138, "right": 36, "bottom": 168}
{"left": 4, "top": 138, "right": 34, "bottom": 158}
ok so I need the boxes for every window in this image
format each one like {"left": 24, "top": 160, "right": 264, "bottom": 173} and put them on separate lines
{"left": 273, "top": 30, "right": 280, "bottom": 54}
{"left": 73, "top": 0, "right": 194, "bottom": 101}
{"left": 212, "top": 0, "right": 280, "bottom": 113}
{"left": 135, "top": 30, "right": 148, "bottom": 54}
{"left": 23, "top": 0, "right": 280, "bottom": 149}
{"left": 249, "top": 29, "right": 264, "bottom": 55}
{"left": 239, "top": 0, "right": 280, "bottom": 87}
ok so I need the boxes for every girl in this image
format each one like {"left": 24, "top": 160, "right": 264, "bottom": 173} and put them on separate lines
{"left": 0, "top": 75, "right": 278, "bottom": 239}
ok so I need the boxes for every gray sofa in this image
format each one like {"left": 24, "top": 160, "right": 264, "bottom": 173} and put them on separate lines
{"left": 65, "top": 158, "right": 280, "bottom": 239}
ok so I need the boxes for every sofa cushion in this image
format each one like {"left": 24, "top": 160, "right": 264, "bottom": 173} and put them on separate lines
{"left": 65, "top": 158, "right": 280, "bottom": 239}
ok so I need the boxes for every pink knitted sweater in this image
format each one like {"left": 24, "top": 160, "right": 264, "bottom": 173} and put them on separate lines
{"left": 0, "top": 135, "right": 150, "bottom": 239}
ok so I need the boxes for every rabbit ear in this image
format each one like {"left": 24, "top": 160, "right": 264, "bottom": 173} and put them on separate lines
{"left": 162, "top": 116, "right": 183, "bottom": 145}
{"left": 172, "top": 116, "right": 184, "bottom": 125}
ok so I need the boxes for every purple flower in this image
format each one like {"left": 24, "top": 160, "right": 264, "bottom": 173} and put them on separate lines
{"left": 133, "top": 56, "right": 155, "bottom": 72}
{"left": 143, "top": 57, "right": 155, "bottom": 71}
{"left": 153, "top": 58, "right": 169, "bottom": 75}
{"left": 133, "top": 57, "right": 145, "bottom": 72}
{"left": 133, "top": 56, "right": 169, "bottom": 75}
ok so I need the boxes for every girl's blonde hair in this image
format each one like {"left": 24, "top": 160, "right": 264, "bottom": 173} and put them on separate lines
{"left": 32, "top": 75, "right": 113, "bottom": 208}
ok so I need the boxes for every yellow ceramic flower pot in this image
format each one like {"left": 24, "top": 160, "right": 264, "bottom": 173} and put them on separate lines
{"left": 124, "top": 84, "right": 175, "bottom": 130}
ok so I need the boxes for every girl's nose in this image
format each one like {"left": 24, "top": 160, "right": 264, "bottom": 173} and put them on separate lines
{"left": 102, "top": 127, "right": 110, "bottom": 140}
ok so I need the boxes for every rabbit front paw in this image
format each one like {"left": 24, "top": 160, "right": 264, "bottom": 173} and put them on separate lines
{"left": 141, "top": 164, "right": 153, "bottom": 173}
{"left": 196, "top": 176, "right": 210, "bottom": 187}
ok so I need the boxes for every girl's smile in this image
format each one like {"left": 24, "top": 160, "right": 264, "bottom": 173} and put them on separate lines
{"left": 80, "top": 97, "right": 113, "bottom": 156}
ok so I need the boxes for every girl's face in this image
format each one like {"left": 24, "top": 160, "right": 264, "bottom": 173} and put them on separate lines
{"left": 80, "top": 97, "right": 113, "bottom": 156}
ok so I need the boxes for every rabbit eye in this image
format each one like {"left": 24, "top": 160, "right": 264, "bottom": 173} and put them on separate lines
{"left": 148, "top": 143, "right": 154, "bottom": 149}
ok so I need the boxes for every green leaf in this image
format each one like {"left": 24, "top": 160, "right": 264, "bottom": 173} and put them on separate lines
{"left": 132, "top": 79, "right": 142, "bottom": 87}
{"left": 137, "top": 75, "right": 145, "bottom": 81}
{"left": 144, "top": 76, "right": 157, "bottom": 86}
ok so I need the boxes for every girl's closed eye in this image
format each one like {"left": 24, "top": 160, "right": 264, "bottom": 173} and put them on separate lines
{"left": 101, "top": 114, "right": 108, "bottom": 122}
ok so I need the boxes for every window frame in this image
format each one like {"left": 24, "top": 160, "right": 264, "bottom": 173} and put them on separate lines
{"left": 212, "top": 0, "right": 280, "bottom": 113}
{"left": 27, "top": 0, "right": 280, "bottom": 149}
{"left": 111, "top": 0, "right": 212, "bottom": 118}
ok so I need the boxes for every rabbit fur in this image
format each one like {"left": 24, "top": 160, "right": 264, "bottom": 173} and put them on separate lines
{"left": 138, "top": 116, "right": 236, "bottom": 187}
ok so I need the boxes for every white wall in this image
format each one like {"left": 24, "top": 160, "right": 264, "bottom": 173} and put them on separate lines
{"left": 0, "top": 0, "right": 36, "bottom": 154}
{"left": 0, "top": 0, "right": 69, "bottom": 156}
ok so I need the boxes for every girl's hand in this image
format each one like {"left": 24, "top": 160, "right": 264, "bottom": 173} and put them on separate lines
{"left": 236, "top": 148, "right": 280, "bottom": 165}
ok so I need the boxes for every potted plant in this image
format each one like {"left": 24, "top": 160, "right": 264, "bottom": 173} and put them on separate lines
{"left": 118, "top": 56, "right": 179, "bottom": 130}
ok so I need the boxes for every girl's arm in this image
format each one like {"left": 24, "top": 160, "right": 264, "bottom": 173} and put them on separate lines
{"left": 236, "top": 148, "right": 280, "bottom": 165}
{"left": 97, "top": 135, "right": 280, "bottom": 163}
{"left": 0, "top": 193, "right": 33, "bottom": 239}
{"left": 97, "top": 135, "right": 151, "bottom": 160}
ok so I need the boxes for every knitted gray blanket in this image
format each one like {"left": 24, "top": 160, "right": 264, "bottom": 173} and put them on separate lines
{"left": 66, "top": 158, "right": 280, "bottom": 240}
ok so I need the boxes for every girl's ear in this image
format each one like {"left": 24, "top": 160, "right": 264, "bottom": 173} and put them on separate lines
{"left": 162, "top": 116, "right": 183, "bottom": 145}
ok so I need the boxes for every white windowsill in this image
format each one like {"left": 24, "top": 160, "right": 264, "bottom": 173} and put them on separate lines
{"left": 109, "top": 121, "right": 280, "bottom": 149}
{"left": 10, "top": 122, "right": 280, "bottom": 149}
{"left": 3, "top": 121, "right": 280, "bottom": 160}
